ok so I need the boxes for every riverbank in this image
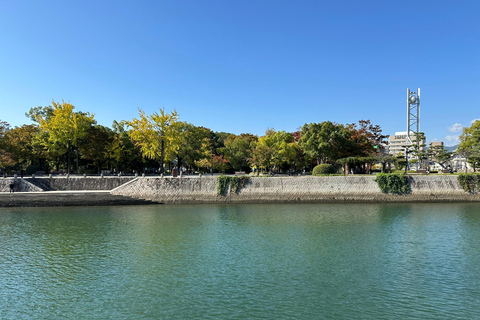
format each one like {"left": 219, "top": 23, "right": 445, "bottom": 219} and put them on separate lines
{"left": 112, "top": 175, "right": 480, "bottom": 204}
{"left": 1, "top": 175, "right": 480, "bottom": 207}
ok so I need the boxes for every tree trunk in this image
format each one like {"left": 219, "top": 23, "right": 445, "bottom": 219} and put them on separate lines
{"left": 160, "top": 138, "right": 165, "bottom": 174}
{"left": 67, "top": 148, "right": 71, "bottom": 174}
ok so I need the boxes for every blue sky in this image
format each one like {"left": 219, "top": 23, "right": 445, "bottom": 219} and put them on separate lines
{"left": 1, "top": 0, "right": 478, "bottom": 146}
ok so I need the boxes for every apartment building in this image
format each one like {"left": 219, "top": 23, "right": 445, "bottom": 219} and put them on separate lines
{"left": 388, "top": 131, "right": 426, "bottom": 156}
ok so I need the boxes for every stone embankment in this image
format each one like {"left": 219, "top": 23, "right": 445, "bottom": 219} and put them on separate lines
{"left": 1, "top": 175, "right": 480, "bottom": 207}
{"left": 111, "top": 175, "right": 480, "bottom": 204}
{"left": 0, "top": 176, "right": 149, "bottom": 207}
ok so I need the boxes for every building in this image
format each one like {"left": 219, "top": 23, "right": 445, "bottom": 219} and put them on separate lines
{"left": 388, "top": 131, "right": 426, "bottom": 157}
{"left": 429, "top": 141, "right": 444, "bottom": 149}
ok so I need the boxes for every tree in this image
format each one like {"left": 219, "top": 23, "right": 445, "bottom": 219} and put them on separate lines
{"left": 467, "top": 154, "right": 480, "bottom": 172}
{"left": 299, "top": 121, "right": 352, "bottom": 164}
{"left": 223, "top": 133, "right": 257, "bottom": 171}
{"left": 79, "top": 125, "right": 114, "bottom": 173}
{"left": 404, "top": 132, "right": 427, "bottom": 170}
{"left": 25, "top": 106, "right": 54, "bottom": 122}
{"left": 0, "top": 120, "right": 15, "bottom": 175}
{"left": 105, "top": 121, "right": 144, "bottom": 174}
{"left": 249, "top": 129, "right": 300, "bottom": 173}
{"left": 126, "top": 108, "right": 181, "bottom": 174}
{"left": 176, "top": 123, "right": 214, "bottom": 171}
{"left": 458, "top": 120, "right": 480, "bottom": 172}
{"left": 346, "top": 120, "right": 388, "bottom": 156}
{"left": 428, "top": 145, "right": 452, "bottom": 170}
{"left": 32, "top": 100, "right": 96, "bottom": 174}
{"left": 375, "top": 154, "right": 396, "bottom": 173}
{"left": 3, "top": 125, "right": 44, "bottom": 171}
{"left": 212, "top": 131, "right": 232, "bottom": 152}
{"left": 395, "top": 153, "right": 407, "bottom": 171}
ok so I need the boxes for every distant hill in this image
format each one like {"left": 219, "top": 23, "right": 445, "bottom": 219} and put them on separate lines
{"left": 445, "top": 144, "right": 458, "bottom": 152}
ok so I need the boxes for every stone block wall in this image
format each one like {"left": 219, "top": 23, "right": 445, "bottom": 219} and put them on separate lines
{"left": 26, "top": 176, "right": 136, "bottom": 191}
{"left": 0, "top": 178, "right": 44, "bottom": 192}
{"left": 111, "top": 175, "right": 480, "bottom": 204}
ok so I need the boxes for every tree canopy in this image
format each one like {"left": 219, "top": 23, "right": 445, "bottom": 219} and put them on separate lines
{"left": 32, "top": 100, "right": 96, "bottom": 173}
{"left": 125, "top": 108, "right": 181, "bottom": 173}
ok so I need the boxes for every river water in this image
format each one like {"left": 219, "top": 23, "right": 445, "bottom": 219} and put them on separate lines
{"left": 1, "top": 203, "right": 480, "bottom": 319}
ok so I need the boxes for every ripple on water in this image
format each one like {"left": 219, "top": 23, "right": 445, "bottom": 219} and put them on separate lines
{"left": 1, "top": 203, "right": 480, "bottom": 319}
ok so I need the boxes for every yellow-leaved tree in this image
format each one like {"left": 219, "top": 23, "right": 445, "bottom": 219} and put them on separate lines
{"left": 34, "top": 100, "right": 96, "bottom": 173}
{"left": 125, "top": 108, "right": 181, "bottom": 174}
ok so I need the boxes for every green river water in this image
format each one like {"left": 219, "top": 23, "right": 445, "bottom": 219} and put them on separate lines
{"left": 1, "top": 203, "right": 480, "bottom": 319}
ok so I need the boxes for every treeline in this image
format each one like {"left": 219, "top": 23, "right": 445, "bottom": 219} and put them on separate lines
{"left": 0, "top": 100, "right": 399, "bottom": 176}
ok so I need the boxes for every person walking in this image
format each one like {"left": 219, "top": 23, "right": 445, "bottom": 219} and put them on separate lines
{"left": 9, "top": 182, "right": 14, "bottom": 193}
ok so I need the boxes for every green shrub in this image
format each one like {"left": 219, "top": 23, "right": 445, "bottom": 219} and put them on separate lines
{"left": 217, "top": 176, "right": 249, "bottom": 195}
{"left": 457, "top": 173, "right": 480, "bottom": 193}
{"left": 312, "top": 164, "right": 336, "bottom": 175}
{"left": 374, "top": 173, "right": 411, "bottom": 194}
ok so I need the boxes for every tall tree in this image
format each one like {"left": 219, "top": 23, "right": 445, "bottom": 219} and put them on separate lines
{"left": 223, "top": 133, "right": 257, "bottom": 171}
{"left": 299, "top": 121, "right": 352, "bottom": 164}
{"left": 31, "top": 101, "right": 95, "bottom": 174}
{"left": 346, "top": 120, "right": 388, "bottom": 156}
{"left": 176, "top": 123, "right": 214, "bottom": 170}
{"left": 249, "top": 129, "right": 301, "bottom": 172}
{"left": 125, "top": 108, "right": 181, "bottom": 174}
{"left": 3, "top": 125, "right": 43, "bottom": 170}
{"left": 427, "top": 145, "right": 452, "bottom": 170}
{"left": 79, "top": 125, "right": 114, "bottom": 173}
{"left": 0, "top": 120, "right": 15, "bottom": 175}
{"left": 467, "top": 154, "right": 480, "bottom": 172}
{"left": 457, "top": 120, "right": 480, "bottom": 172}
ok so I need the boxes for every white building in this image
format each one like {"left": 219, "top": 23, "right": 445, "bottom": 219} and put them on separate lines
{"left": 388, "top": 131, "right": 426, "bottom": 157}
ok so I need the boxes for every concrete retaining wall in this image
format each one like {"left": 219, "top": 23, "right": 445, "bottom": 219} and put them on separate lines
{"left": 24, "top": 176, "right": 136, "bottom": 191}
{"left": 2, "top": 175, "right": 479, "bottom": 204}
{"left": 0, "top": 178, "right": 44, "bottom": 192}
{"left": 111, "top": 175, "right": 480, "bottom": 204}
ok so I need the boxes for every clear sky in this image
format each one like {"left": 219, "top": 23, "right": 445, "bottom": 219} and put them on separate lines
{"left": 1, "top": 0, "right": 478, "bottom": 146}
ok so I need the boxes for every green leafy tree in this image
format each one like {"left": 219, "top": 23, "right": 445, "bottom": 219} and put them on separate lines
{"left": 32, "top": 100, "right": 96, "bottom": 174}
{"left": 467, "top": 154, "right": 480, "bottom": 172}
{"left": 428, "top": 145, "right": 452, "bottom": 170}
{"left": 223, "top": 133, "right": 257, "bottom": 171}
{"left": 249, "top": 129, "right": 300, "bottom": 173}
{"left": 2, "top": 124, "right": 47, "bottom": 172}
{"left": 0, "top": 120, "right": 15, "bottom": 175}
{"left": 458, "top": 120, "right": 480, "bottom": 172}
{"left": 105, "top": 121, "right": 144, "bottom": 174}
{"left": 299, "top": 121, "right": 352, "bottom": 164}
{"left": 79, "top": 125, "right": 114, "bottom": 173}
{"left": 125, "top": 108, "right": 181, "bottom": 174}
{"left": 375, "top": 154, "right": 396, "bottom": 173}
{"left": 25, "top": 106, "right": 54, "bottom": 122}
{"left": 176, "top": 123, "right": 214, "bottom": 171}
{"left": 403, "top": 132, "right": 427, "bottom": 170}
{"left": 212, "top": 131, "right": 232, "bottom": 152}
